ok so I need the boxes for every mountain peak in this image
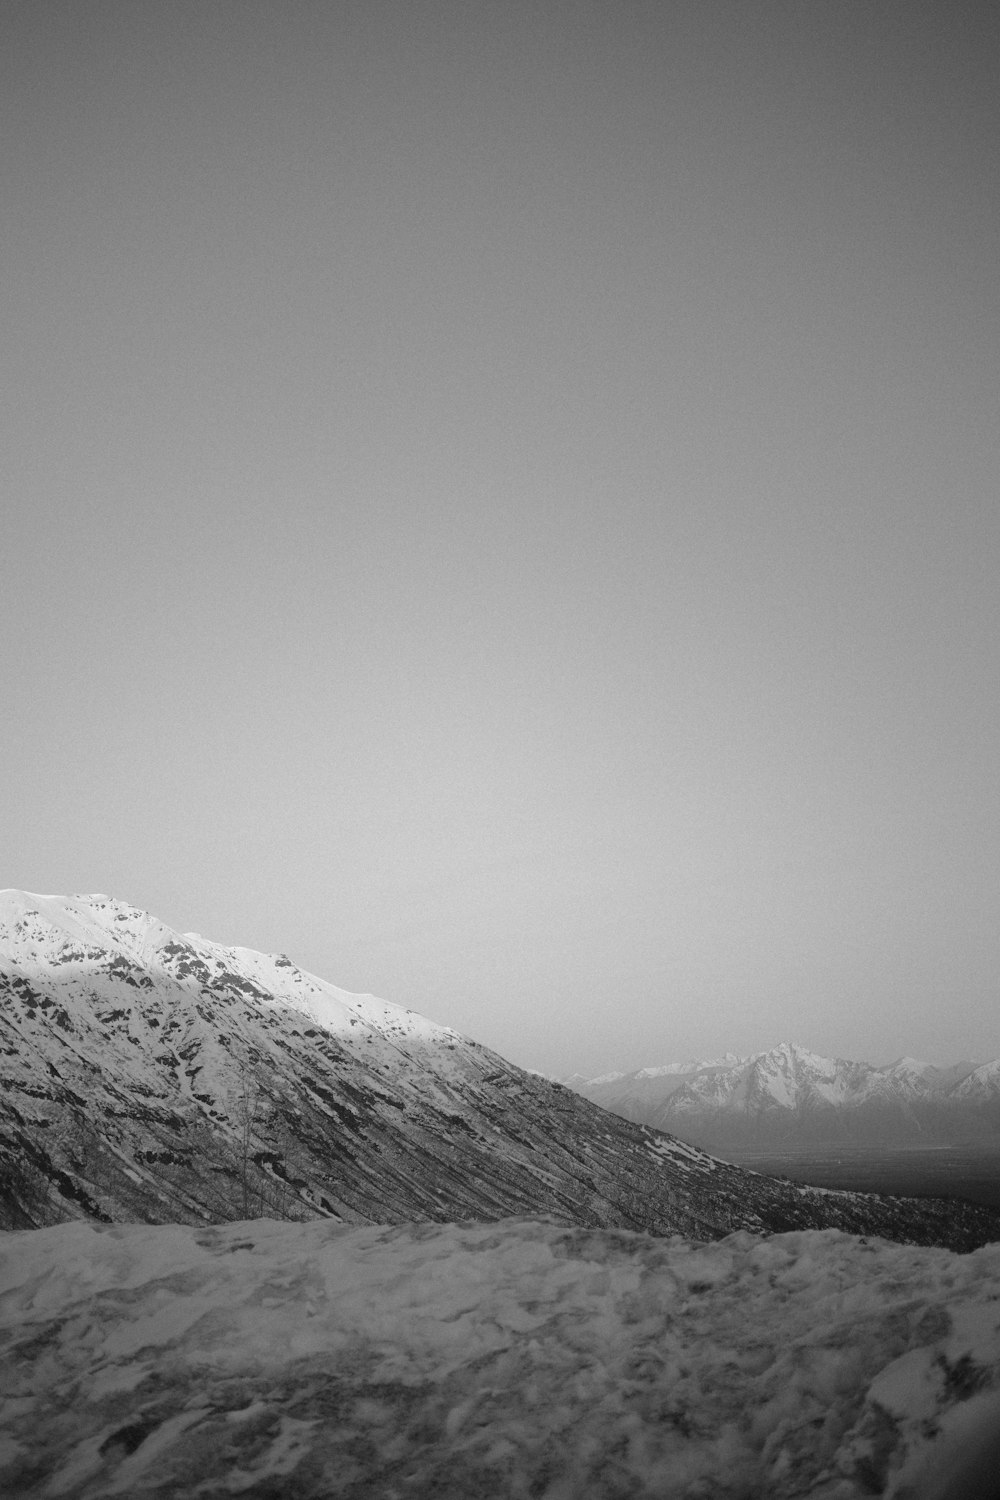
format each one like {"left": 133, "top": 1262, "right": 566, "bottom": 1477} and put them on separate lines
{"left": 759, "top": 1041, "right": 836, "bottom": 1069}
{"left": 5, "top": 894, "right": 997, "bottom": 1253}
{"left": 884, "top": 1056, "right": 933, "bottom": 1076}
{"left": 572, "top": 1040, "right": 1000, "bottom": 1150}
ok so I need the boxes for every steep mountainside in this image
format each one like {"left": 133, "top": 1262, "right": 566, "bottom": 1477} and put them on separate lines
{"left": 571, "top": 1041, "right": 1000, "bottom": 1149}
{"left": 2, "top": 892, "right": 998, "bottom": 1251}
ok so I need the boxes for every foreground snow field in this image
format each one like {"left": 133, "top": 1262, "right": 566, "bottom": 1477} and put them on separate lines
{"left": 2, "top": 1218, "right": 1000, "bottom": 1498}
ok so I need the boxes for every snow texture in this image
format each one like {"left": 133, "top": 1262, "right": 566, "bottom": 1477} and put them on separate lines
{"left": 2, "top": 1214, "right": 1000, "bottom": 1498}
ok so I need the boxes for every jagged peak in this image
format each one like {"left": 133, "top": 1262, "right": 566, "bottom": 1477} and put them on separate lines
{"left": 752, "top": 1041, "right": 836, "bottom": 1068}
{"left": 882, "top": 1056, "right": 933, "bottom": 1076}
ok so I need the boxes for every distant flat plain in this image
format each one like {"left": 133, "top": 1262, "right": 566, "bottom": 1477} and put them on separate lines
{"left": 717, "top": 1146, "right": 1000, "bottom": 1211}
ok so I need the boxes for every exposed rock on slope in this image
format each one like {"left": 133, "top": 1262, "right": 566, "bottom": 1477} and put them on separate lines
{"left": 2, "top": 892, "right": 998, "bottom": 1250}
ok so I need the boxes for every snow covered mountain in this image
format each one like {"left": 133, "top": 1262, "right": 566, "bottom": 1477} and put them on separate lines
{"left": 570, "top": 1040, "right": 1000, "bottom": 1149}
{"left": 2, "top": 892, "right": 998, "bottom": 1250}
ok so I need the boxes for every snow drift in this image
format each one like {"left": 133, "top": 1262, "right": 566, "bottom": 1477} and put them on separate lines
{"left": 2, "top": 1215, "right": 1000, "bottom": 1498}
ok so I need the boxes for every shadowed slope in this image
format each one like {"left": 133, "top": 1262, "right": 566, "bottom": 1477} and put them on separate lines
{"left": 2, "top": 892, "right": 998, "bottom": 1250}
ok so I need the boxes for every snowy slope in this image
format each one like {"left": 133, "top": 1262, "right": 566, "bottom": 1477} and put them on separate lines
{"left": 572, "top": 1041, "right": 1000, "bottom": 1149}
{"left": 951, "top": 1058, "right": 1000, "bottom": 1100}
{"left": 2, "top": 891, "right": 998, "bottom": 1250}
{"left": 2, "top": 1214, "right": 1000, "bottom": 1499}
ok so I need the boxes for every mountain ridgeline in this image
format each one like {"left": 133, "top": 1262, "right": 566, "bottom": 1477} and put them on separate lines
{"left": 1, "top": 891, "right": 998, "bottom": 1252}
{"left": 567, "top": 1042, "right": 1000, "bottom": 1150}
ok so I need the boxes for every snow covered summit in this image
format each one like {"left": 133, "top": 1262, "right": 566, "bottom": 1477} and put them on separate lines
{"left": 572, "top": 1039, "right": 999, "bottom": 1149}
{"left": 0, "top": 888, "right": 460, "bottom": 1052}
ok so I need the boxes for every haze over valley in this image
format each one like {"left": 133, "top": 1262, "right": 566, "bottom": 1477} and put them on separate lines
{"left": 569, "top": 1042, "right": 1000, "bottom": 1151}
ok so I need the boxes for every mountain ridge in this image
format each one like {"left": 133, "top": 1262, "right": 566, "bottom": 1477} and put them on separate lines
{"left": 3, "top": 890, "right": 999, "bottom": 1251}
{"left": 568, "top": 1039, "right": 1000, "bottom": 1149}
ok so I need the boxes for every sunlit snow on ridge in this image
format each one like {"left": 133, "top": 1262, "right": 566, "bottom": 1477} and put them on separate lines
{"left": 0, "top": 887, "right": 462, "bottom": 1047}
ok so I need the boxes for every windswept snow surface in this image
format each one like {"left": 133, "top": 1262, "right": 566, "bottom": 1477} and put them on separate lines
{"left": 2, "top": 1218, "right": 1000, "bottom": 1499}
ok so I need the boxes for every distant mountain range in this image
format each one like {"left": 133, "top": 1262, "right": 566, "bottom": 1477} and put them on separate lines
{"left": 567, "top": 1041, "right": 1000, "bottom": 1150}
{"left": 2, "top": 891, "right": 998, "bottom": 1252}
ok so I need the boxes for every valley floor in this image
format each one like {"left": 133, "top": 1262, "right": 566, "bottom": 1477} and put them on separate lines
{"left": 718, "top": 1145, "right": 1000, "bottom": 1211}
{"left": 2, "top": 1215, "right": 1000, "bottom": 1498}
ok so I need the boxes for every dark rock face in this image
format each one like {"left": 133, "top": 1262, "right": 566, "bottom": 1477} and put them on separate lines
{"left": 2, "top": 892, "right": 998, "bottom": 1252}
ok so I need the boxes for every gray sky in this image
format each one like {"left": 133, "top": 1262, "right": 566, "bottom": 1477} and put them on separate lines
{"left": 3, "top": 0, "right": 998, "bottom": 1078}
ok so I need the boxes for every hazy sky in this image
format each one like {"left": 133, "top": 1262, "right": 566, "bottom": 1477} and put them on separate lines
{"left": 3, "top": 1, "right": 998, "bottom": 1077}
